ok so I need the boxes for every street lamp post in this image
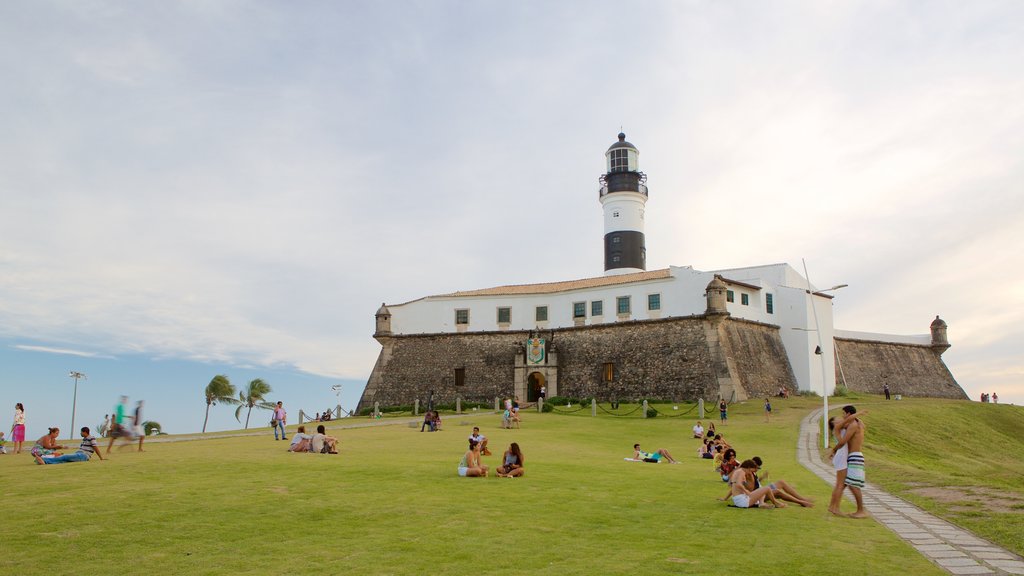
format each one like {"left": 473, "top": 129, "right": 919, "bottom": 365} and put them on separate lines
{"left": 801, "top": 259, "right": 847, "bottom": 450}
{"left": 69, "top": 371, "right": 87, "bottom": 440}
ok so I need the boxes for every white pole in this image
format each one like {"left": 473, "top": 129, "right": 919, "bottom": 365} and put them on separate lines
{"left": 69, "top": 371, "right": 86, "bottom": 440}
{"left": 801, "top": 259, "right": 830, "bottom": 451}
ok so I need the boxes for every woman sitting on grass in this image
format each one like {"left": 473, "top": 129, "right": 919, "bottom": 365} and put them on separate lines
{"left": 30, "top": 427, "right": 67, "bottom": 462}
{"left": 458, "top": 439, "right": 488, "bottom": 477}
{"left": 288, "top": 426, "right": 312, "bottom": 452}
{"left": 728, "top": 460, "right": 785, "bottom": 509}
{"left": 717, "top": 448, "right": 739, "bottom": 481}
{"left": 705, "top": 422, "right": 717, "bottom": 438}
{"left": 698, "top": 439, "right": 715, "bottom": 459}
{"left": 496, "top": 442, "right": 524, "bottom": 477}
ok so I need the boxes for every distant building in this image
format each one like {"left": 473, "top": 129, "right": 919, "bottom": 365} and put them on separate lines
{"left": 358, "top": 134, "right": 965, "bottom": 410}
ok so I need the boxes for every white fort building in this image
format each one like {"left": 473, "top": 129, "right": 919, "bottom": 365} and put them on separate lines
{"left": 358, "top": 134, "right": 962, "bottom": 410}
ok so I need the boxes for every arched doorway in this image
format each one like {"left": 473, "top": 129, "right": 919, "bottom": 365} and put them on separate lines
{"left": 527, "top": 372, "right": 546, "bottom": 402}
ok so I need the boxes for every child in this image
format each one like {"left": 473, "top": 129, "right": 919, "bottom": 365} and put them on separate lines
{"left": 0, "top": 431, "right": 6, "bottom": 454}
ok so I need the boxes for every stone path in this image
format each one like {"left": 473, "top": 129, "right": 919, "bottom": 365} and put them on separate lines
{"left": 797, "top": 408, "right": 1024, "bottom": 575}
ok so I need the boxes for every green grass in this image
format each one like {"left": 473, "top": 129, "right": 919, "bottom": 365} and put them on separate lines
{"left": 850, "top": 396, "right": 1024, "bottom": 554}
{"left": 0, "top": 397, "right": 975, "bottom": 575}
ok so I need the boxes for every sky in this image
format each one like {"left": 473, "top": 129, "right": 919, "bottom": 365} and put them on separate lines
{"left": 2, "top": 1, "right": 1022, "bottom": 438}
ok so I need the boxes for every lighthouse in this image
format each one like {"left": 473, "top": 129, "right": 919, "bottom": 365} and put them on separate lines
{"left": 600, "top": 132, "right": 648, "bottom": 275}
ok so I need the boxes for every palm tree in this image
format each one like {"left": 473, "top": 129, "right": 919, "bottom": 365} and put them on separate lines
{"left": 235, "top": 378, "right": 274, "bottom": 429}
{"left": 202, "top": 374, "right": 238, "bottom": 433}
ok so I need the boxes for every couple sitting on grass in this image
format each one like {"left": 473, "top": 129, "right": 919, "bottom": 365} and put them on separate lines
{"left": 458, "top": 439, "right": 524, "bottom": 478}
{"left": 33, "top": 427, "right": 104, "bottom": 465}
{"left": 288, "top": 424, "right": 338, "bottom": 454}
{"left": 722, "top": 456, "right": 813, "bottom": 509}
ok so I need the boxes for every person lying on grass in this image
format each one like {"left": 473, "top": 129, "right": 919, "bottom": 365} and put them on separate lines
{"left": 719, "top": 456, "right": 813, "bottom": 507}
{"left": 458, "top": 439, "right": 488, "bottom": 477}
{"left": 496, "top": 442, "right": 524, "bottom": 477}
{"left": 632, "top": 443, "right": 679, "bottom": 464}
{"left": 726, "top": 460, "right": 785, "bottom": 509}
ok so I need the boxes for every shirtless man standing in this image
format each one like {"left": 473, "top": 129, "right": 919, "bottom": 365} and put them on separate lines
{"left": 829, "top": 405, "right": 868, "bottom": 518}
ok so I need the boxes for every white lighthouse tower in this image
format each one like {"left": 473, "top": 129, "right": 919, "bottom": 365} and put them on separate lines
{"left": 600, "top": 132, "right": 648, "bottom": 275}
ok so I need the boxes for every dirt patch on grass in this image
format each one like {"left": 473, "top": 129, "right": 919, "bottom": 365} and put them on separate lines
{"left": 267, "top": 486, "right": 289, "bottom": 494}
{"left": 908, "top": 486, "right": 1024, "bottom": 514}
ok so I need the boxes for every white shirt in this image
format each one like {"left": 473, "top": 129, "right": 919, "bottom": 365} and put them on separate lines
{"left": 693, "top": 425, "right": 704, "bottom": 436}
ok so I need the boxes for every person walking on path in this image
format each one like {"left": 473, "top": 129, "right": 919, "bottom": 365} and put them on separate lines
{"left": 273, "top": 401, "right": 288, "bottom": 441}
{"left": 829, "top": 405, "right": 868, "bottom": 518}
{"left": 11, "top": 402, "right": 26, "bottom": 454}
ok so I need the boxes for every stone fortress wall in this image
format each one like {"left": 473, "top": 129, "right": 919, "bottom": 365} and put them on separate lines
{"left": 358, "top": 315, "right": 804, "bottom": 411}
{"left": 357, "top": 311, "right": 966, "bottom": 411}
{"left": 835, "top": 337, "right": 966, "bottom": 399}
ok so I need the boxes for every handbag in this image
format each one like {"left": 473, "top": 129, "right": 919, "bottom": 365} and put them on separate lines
{"left": 270, "top": 418, "right": 278, "bottom": 427}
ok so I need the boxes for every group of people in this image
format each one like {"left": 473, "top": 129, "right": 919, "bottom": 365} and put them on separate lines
{"left": 458, "top": 426, "right": 524, "bottom": 478}
{"left": 287, "top": 424, "right": 339, "bottom": 454}
{"left": 6, "top": 397, "right": 146, "bottom": 465}
{"left": 980, "top": 392, "right": 999, "bottom": 403}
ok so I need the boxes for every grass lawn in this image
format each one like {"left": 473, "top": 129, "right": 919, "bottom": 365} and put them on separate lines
{"left": 0, "top": 396, "right": 965, "bottom": 575}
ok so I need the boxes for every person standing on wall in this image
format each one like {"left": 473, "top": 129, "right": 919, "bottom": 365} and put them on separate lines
{"left": 273, "top": 401, "right": 287, "bottom": 441}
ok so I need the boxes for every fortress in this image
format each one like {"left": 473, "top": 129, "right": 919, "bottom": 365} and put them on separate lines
{"left": 357, "top": 134, "right": 966, "bottom": 411}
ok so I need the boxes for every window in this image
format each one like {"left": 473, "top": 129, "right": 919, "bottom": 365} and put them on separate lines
{"left": 535, "top": 306, "right": 548, "bottom": 322}
{"left": 591, "top": 300, "right": 604, "bottom": 316}
{"left": 612, "top": 235, "right": 621, "bottom": 244}
{"left": 610, "top": 149, "right": 629, "bottom": 172}
{"left": 573, "top": 302, "right": 586, "bottom": 318}
{"left": 648, "top": 293, "right": 661, "bottom": 311}
{"left": 766, "top": 293, "right": 774, "bottom": 314}
{"left": 612, "top": 210, "right": 620, "bottom": 218}
{"left": 617, "top": 296, "right": 631, "bottom": 314}
{"left": 612, "top": 255, "right": 621, "bottom": 263}
{"left": 497, "top": 307, "right": 511, "bottom": 324}
{"left": 726, "top": 290, "right": 734, "bottom": 303}
{"left": 741, "top": 293, "right": 749, "bottom": 306}
{"left": 455, "top": 309, "right": 469, "bottom": 325}
{"left": 454, "top": 368, "right": 465, "bottom": 387}
{"left": 603, "top": 362, "right": 615, "bottom": 382}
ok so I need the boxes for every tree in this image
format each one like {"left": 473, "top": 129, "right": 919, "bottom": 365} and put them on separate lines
{"left": 142, "top": 421, "right": 163, "bottom": 435}
{"left": 235, "top": 378, "right": 274, "bottom": 429}
{"left": 202, "top": 374, "right": 238, "bottom": 433}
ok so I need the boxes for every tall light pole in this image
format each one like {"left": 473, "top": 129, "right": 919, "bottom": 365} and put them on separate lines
{"left": 69, "top": 371, "right": 87, "bottom": 440}
{"left": 801, "top": 259, "right": 847, "bottom": 450}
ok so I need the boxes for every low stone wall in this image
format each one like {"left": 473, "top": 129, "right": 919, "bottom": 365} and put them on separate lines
{"left": 834, "top": 338, "right": 967, "bottom": 399}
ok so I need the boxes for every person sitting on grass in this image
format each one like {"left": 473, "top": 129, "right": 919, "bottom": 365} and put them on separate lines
{"left": 288, "top": 426, "right": 313, "bottom": 452}
{"left": 753, "top": 456, "right": 813, "bottom": 507}
{"left": 37, "top": 427, "right": 105, "bottom": 465}
{"left": 632, "top": 443, "right": 679, "bottom": 464}
{"left": 717, "top": 448, "right": 739, "bottom": 481}
{"left": 30, "top": 427, "right": 67, "bottom": 462}
{"left": 712, "top": 434, "right": 731, "bottom": 450}
{"left": 468, "top": 427, "right": 491, "bottom": 456}
{"left": 727, "top": 460, "right": 785, "bottom": 509}
{"left": 496, "top": 442, "right": 524, "bottom": 477}
{"left": 310, "top": 424, "right": 339, "bottom": 454}
{"left": 432, "top": 411, "right": 443, "bottom": 432}
{"left": 692, "top": 421, "right": 705, "bottom": 438}
{"left": 420, "top": 410, "right": 434, "bottom": 432}
{"left": 728, "top": 456, "right": 813, "bottom": 507}
{"left": 698, "top": 439, "right": 715, "bottom": 459}
{"left": 705, "top": 422, "right": 716, "bottom": 438}
{"left": 458, "top": 439, "right": 488, "bottom": 477}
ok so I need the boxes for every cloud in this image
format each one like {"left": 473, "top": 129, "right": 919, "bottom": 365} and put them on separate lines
{"left": 12, "top": 344, "right": 114, "bottom": 359}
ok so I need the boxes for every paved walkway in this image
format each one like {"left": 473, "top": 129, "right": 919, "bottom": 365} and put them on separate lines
{"left": 797, "top": 408, "right": 1024, "bottom": 575}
